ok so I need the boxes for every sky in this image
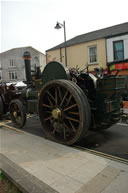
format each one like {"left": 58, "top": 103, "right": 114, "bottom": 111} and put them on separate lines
{"left": 0, "top": 0, "right": 128, "bottom": 54}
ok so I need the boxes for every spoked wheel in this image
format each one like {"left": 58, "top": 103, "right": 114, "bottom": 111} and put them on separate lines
{"left": 9, "top": 99, "right": 26, "bottom": 128}
{"left": 38, "top": 80, "right": 91, "bottom": 145}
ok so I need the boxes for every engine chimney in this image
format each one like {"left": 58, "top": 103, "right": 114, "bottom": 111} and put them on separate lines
{"left": 23, "top": 51, "right": 32, "bottom": 83}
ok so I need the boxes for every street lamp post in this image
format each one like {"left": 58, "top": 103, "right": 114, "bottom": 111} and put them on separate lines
{"left": 55, "top": 21, "right": 67, "bottom": 67}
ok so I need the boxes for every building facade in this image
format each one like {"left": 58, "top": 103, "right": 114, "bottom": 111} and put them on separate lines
{"left": 106, "top": 34, "right": 128, "bottom": 76}
{"left": 47, "top": 39, "right": 107, "bottom": 73}
{"left": 46, "top": 22, "right": 128, "bottom": 75}
{"left": 0, "top": 46, "right": 46, "bottom": 83}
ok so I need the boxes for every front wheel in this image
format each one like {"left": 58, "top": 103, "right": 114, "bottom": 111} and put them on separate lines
{"left": 9, "top": 99, "right": 26, "bottom": 128}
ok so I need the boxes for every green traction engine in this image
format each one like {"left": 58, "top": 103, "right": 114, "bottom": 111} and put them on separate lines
{"left": 9, "top": 51, "right": 125, "bottom": 145}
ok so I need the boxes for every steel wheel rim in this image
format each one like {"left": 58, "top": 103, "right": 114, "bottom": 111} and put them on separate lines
{"left": 39, "top": 81, "right": 84, "bottom": 144}
{"left": 10, "top": 102, "right": 23, "bottom": 126}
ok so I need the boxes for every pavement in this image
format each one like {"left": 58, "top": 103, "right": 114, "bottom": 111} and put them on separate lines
{"left": 0, "top": 125, "right": 128, "bottom": 193}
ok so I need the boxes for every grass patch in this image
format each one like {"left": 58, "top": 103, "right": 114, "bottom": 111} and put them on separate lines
{"left": 0, "top": 170, "right": 23, "bottom": 193}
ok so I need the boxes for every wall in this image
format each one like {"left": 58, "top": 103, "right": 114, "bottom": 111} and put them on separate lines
{"left": 46, "top": 39, "right": 107, "bottom": 72}
{"left": 0, "top": 47, "right": 46, "bottom": 82}
{"left": 0, "top": 57, "right": 25, "bottom": 82}
{"left": 46, "top": 49, "right": 63, "bottom": 64}
{"left": 40, "top": 54, "right": 46, "bottom": 71}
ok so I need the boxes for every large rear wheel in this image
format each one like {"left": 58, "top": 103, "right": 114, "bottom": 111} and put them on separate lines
{"left": 38, "top": 80, "right": 91, "bottom": 145}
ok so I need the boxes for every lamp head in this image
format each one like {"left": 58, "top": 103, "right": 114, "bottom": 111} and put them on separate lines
{"left": 54, "top": 22, "right": 62, "bottom": 29}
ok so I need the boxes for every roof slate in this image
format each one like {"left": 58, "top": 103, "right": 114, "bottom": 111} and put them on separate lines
{"left": 47, "top": 22, "right": 128, "bottom": 51}
{"left": 0, "top": 46, "right": 44, "bottom": 55}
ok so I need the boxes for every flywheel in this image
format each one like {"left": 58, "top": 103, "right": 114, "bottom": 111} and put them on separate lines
{"left": 38, "top": 79, "right": 91, "bottom": 145}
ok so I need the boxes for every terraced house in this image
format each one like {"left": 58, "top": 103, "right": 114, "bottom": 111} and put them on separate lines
{"left": 46, "top": 22, "right": 128, "bottom": 77}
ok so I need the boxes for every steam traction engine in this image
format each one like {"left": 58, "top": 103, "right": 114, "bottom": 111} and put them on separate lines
{"left": 8, "top": 51, "right": 125, "bottom": 145}
{"left": 0, "top": 83, "right": 22, "bottom": 119}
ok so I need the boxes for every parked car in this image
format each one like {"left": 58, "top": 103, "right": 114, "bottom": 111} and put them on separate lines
{"left": 15, "top": 81, "right": 27, "bottom": 90}
{"left": 6, "top": 81, "right": 27, "bottom": 91}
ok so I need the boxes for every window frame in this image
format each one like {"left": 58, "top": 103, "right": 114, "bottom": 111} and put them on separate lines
{"left": 9, "top": 59, "right": 16, "bottom": 68}
{"left": 9, "top": 71, "right": 18, "bottom": 80}
{"left": 88, "top": 45, "right": 98, "bottom": 65}
{"left": 113, "top": 40, "right": 124, "bottom": 61}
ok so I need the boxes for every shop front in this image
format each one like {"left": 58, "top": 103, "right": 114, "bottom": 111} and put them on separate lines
{"left": 108, "top": 59, "right": 128, "bottom": 76}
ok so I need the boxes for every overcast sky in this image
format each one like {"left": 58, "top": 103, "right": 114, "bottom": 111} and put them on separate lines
{"left": 1, "top": 0, "right": 128, "bottom": 54}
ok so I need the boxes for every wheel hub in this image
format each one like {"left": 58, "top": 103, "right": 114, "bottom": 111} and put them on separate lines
{"left": 13, "top": 111, "right": 17, "bottom": 118}
{"left": 52, "top": 108, "right": 61, "bottom": 119}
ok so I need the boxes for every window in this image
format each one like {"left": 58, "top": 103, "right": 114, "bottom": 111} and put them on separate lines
{"left": 9, "top": 59, "right": 16, "bottom": 67}
{"left": 113, "top": 41, "right": 124, "bottom": 61}
{"left": 88, "top": 46, "right": 97, "bottom": 64}
{"left": 9, "top": 71, "right": 17, "bottom": 80}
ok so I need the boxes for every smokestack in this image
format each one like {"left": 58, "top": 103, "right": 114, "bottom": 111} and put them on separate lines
{"left": 23, "top": 51, "right": 32, "bottom": 83}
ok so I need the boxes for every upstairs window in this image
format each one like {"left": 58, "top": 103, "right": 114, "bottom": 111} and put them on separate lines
{"left": 88, "top": 46, "right": 97, "bottom": 64}
{"left": 113, "top": 40, "right": 124, "bottom": 61}
{"left": 9, "top": 71, "right": 17, "bottom": 80}
{"left": 9, "top": 59, "right": 16, "bottom": 68}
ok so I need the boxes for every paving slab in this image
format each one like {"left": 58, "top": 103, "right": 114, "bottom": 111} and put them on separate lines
{"left": 0, "top": 126, "right": 128, "bottom": 193}
{"left": 102, "top": 171, "right": 128, "bottom": 193}
{"left": 0, "top": 154, "right": 58, "bottom": 193}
